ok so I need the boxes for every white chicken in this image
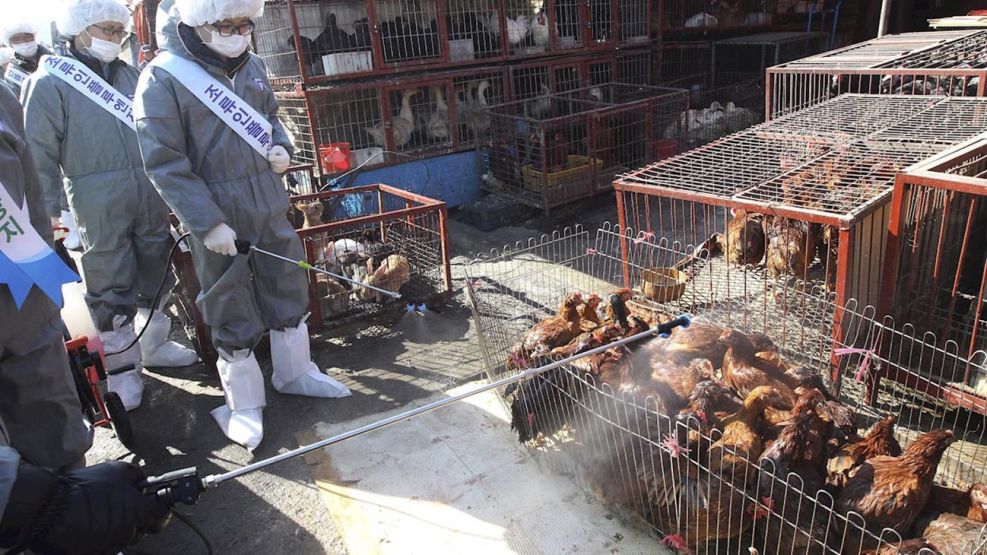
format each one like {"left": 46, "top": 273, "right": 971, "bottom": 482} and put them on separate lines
{"left": 487, "top": 12, "right": 529, "bottom": 46}
{"left": 530, "top": 9, "right": 550, "bottom": 47}
{"left": 365, "top": 89, "right": 418, "bottom": 148}
{"left": 426, "top": 85, "right": 450, "bottom": 140}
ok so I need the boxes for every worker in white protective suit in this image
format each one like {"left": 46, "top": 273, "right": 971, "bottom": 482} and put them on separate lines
{"left": 134, "top": 0, "right": 351, "bottom": 450}
{"left": 0, "top": 11, "right": 82, "bottom": 250}
{"left": 22, "top": 0, "right": 200, "bottom": 412}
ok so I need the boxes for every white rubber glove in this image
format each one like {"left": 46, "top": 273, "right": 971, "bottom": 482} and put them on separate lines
{"left": 203, "top": 223, "right": 238, "bottom": 257}
{"left": 268, "top": 145, "right": 290, "bottom": 174}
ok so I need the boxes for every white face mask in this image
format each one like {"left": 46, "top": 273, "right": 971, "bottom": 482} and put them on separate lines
{"left": 12, "top": 41, "right": 38, "bottom": 58}
{"left": 205, "top": 29, "right": 250, "bottom": 58}
{"left": 86, "top": 36, "right": 122, "bottom": 63}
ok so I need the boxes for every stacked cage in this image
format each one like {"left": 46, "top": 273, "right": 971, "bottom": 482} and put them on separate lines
{"left": 465, "top": 224, "right": 987, "bottom": 554}
{"left": 481, "top": 83, "right": 688, "bottom": 213}
{"left": 613, "top": 95, "right": 987, "bottom": 390}
{"left": 767, "top": 30, "right": 987, "bottom": 119}
{"left": 275, "top": 68, "right": 508, "bottom": 174}
{"left": 659, "top": 41, "right": 766, "bottom": 148}
{"left": 288, "top": 184, "right": 452, "bottom": 328}
{"left": 876, "top": 137, "right": 987, "bottom": 411}
{"left": 254, "top": 0, "right": 655, "bottom": 85}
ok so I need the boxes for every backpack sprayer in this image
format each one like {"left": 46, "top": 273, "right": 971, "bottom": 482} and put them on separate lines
{"left": 140, "top": 314, "right": 691, "bottom": 507}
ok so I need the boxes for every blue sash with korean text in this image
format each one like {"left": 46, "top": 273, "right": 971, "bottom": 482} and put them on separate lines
{"left": 39, "top": 55, "right": 135, "bottom": 131}
{"left": 148, "top": 52, "right": 273, "bottom": 156}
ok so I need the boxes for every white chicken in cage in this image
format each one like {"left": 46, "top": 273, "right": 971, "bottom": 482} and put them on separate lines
{"left": 530, "top": 8, "right": 550, "bottom": 46}
{"left": 485, "top": 11, "right": 529, "bottom": 46}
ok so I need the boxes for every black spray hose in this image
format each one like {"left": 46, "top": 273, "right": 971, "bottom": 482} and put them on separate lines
{"left": 104, "top": 233, "right": 191, "bottom": 357}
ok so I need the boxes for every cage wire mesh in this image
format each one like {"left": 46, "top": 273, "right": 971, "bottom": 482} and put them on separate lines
{"left": 885, "top": 137, "right": 987, "bottom": 378}
{"left": 375, "top": 0, "right": 442, "bottom": 66}
{"left": 454, "top": 71, "right": 506, "bottom": 144}
{"left": 767, "top": 30, "right": 987, "bottom": 119}
{"left": 619, "top": 0, "right": 651, "bottom": 43}
{"left": 277, "top": 93, "right": 316, "bottom": 167}
{"left": 444, "top": 0, "right": 504, "bottom": 61}
{"left": 616, "top": 95, "right": 987, "bottom": 335}
{"left": 306, "top": 86, "right": 385, "bottom": 172}
{"left": 290, "top": 184, "right": 450, "bottom": 327}
{"left": 256, "top": 1, "right": 373, "bottom": 82}
{"left": 481, "top": 83, "right": 687, "bottom": 212}
{"left": 464, "top": 223, "right": 987, "bottom": 555}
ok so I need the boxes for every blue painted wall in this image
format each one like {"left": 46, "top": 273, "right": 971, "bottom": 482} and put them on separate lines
{"left": 334, "top": 151, "right": 482, "bottom": 209}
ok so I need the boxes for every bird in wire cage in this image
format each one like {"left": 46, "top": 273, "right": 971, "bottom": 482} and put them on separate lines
{"left": 365, "top": 89, "right": 418, "bottom": 148}
{"left": 499, "top": 286, "right": 986, "bottom": 553}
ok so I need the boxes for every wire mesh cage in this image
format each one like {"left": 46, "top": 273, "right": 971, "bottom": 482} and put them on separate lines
{"left": 289, "top": 184, "right": 451, "bottom": 329}
{"left": 464, "top": 223, "right": 987, "bottom": 554}
{"left": 481, "top": 83, "right": 688, "bottom": 212}
{"left": 256, "top": 0, "right": 374, "bottom": 84}
{"left": 767, "top": 30, "right": 987, "bottom": 119}
{"left": 659, "top": 41, "right": 713, "bottom": 90}
{"left": 444, "top": 0, "right": 506, "bottom": 62}
{"left": 454, "top": 70, "right": 508, "bottom": 144}
{"left": 615, "top": 95, "right": 987, "bottom": 368}
{"left": 880, "top": 137, "right": 987, "bottom": 396}
{"left": 712, "top": 31, "right": 827, "bottom": 87}
{"left": 661, "top": 0, "right": 778, "bottom": 35}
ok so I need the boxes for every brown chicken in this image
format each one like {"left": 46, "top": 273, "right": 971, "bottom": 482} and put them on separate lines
{"left": 645, "top": 322, "right": 730, "bottom": 372}
{"left": 721, "top": 329, "right": 800, "bottom": 402}
{"left": 915, "top": 483, "right": 987, "bottom": 532}
{"left": 764, "top": 215, "right": 820, "bottom": 286}
{"left": 707, "top": 386, "right": 776, "bottom": 485}
{"left": 917, "top": 512, "right": 987, "bottom": 555}
{"left": 577, "top": 292, "right": 603, "bottom": 331}
{"left": 717, "top": 209, "right": 766, "bottom": 266}
{"left": 675, "top": 379, "right": 733, "bottom": 451}
{"left": 817, "top": 225, "right": 839, "bottom": 292}
{"left": 826, "top": 416, "right": 902, "bottom": 488}
{"left": 835, "top": 429, "right": 957, "bottom": 551}
{"left": 649, "top": 358, "right": 715, "bottom": 411}
{"left": 507, "top": 293, "right": 583, "bottom": 368}
{"left": 756, "top": 390, "right": 835, "bottom": 555}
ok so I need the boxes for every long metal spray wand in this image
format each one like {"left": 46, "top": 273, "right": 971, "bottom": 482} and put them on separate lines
{"left": 142, "top": 314, "right": 692, "bottom": 504}
{"left": 234, "top": 239, "right": 402, "bottom": 300}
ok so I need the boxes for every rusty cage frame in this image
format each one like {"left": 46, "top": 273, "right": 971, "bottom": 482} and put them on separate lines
{"left": 876, "top": 136, "right": 987, "bottom": 411}
{"left": 290, "top": 183, "right": 453, "bottom": 328}
{"left": 255, "top": 0, "right": 656, "bottom": 86}
{"left": 613, "top": 94, "right": 987, "bottom": 398}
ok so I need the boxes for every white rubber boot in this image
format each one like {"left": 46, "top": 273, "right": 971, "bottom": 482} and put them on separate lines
{"left": 61, "top": 209, "right": 80, "bottom": 250}
{"left": 100, "top": 315, "right": 143, "bottom": 411}
{"left": 211, "top": 349, "right": 266, "bottom": 451}
{"left": 271, "top": 320, "right": 351, "bottom": 398}
{"left": 135, "top": 308, "right": 199, "bottom": 367}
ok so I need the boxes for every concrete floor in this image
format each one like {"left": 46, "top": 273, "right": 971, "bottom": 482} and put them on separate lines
{"left": 85, "top": 203, "right": 635, "bottom": 554}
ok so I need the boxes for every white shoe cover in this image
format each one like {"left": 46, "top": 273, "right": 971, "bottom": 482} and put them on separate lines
{"left": 210, "top": 405, "right": 264, "bottom": 452}
{"left": 214, "top": 349, "right": 266, "bottom": 450}
{"left": 270, "top": 321, "right": 351, "bottom": 399}
{"left": 100, "top": 316, "right": 143, "bottom": 411}
{"left": 61, "top": 209, "right": 80, "bottom": 250}
{"left": 135, "top": 308, "right": 199, "bottom": 367}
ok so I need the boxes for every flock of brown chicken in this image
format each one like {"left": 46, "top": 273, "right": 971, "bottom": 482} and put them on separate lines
{"left": 504, "top": 290, "right": 986, "bottom": 554}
